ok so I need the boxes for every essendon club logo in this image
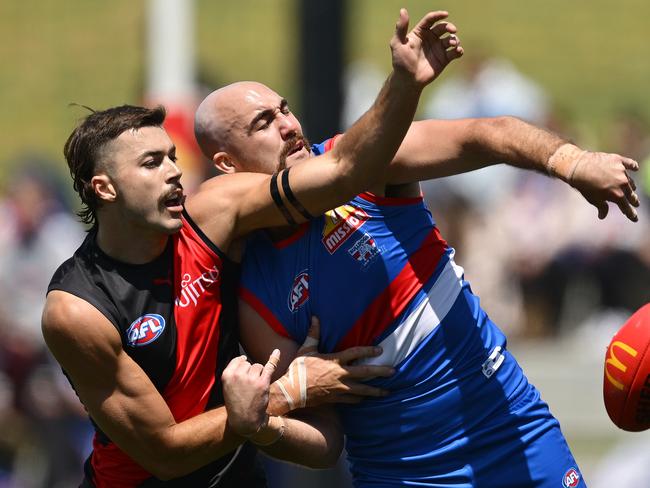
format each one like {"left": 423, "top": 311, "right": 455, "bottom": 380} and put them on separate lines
{"left": 321, "top": 205, "right": 369, "bottom": 254}
{"left": 605, "top": 341, "right": 638, "bottom": 391}
{"left": 126, "top": 314, "right": 166, "bottom": 347}
{"left": 562, "top": 467, "right": 581, "bottom": 487}
{"left": 288, "top": 271, "right": 309, "bottom": 312}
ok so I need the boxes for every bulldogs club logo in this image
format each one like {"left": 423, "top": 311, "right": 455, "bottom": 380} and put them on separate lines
{"left": 288, "top": 271, "right": 309, "bottom": 312}
{"left": 127, "top": 314, "right": 166, "bottom": 347}
{"left": 562, "top": 467, "right": 581, "bottom": 487}
{"left": 348, "top": 233, "right": 381, "bottom": 267}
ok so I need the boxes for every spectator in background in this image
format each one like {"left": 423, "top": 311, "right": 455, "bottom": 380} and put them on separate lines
{"left": 0, "top": 157, "right": 89, "bottom": 487}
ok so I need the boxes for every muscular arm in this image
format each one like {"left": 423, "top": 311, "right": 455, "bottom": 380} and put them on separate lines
{"left": 187, "top": 10, "right": 463, "bottom": 249}
{"left": 387, "top": 116, "right": 564, "bottom": 183}
{"left": 258, "top": 407, "right": 344, "bottom": 469}
{"left": 385, "top": 116, "right": 640, "bottom": 221}
{"left": 41, "top": 291, "right": 243, "bottom": 480}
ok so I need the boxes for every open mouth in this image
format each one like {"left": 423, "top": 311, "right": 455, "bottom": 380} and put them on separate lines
{"left": 163, "top": 188, "right": 185, "bottom": 212}
{"left": 287, "top": 140, "right": 305, "bottom": 157}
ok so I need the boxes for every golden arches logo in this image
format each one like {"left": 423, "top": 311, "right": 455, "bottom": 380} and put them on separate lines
{"left": 605, "top": 341, "right": 638, "bottom": 391}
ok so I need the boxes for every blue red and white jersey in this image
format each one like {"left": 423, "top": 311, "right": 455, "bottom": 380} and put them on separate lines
{"left": 240, "top": 139, "right": 586, "bottom": 488}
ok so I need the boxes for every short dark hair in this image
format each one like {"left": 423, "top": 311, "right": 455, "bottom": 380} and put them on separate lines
{"left": 63, "top": 104, "right": 166, "bottom": 226}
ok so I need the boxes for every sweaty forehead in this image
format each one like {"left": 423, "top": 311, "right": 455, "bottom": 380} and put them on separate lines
{"left": 240, "top": 87, "right": 282, "bottom": 114}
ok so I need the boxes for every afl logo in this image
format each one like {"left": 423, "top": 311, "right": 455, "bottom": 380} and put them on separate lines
{"left": 562, "top": 467, "right": 581, "bottom": 487}
{"left": 127, "top": 314, "right": 166, "bottom": 347}
{"left": 288, "top": 271, "right": 309, "bottom": 313}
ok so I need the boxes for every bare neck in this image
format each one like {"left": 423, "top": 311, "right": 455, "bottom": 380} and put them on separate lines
{"left": 95, "top": 218, "right": 169, "bottom": 265}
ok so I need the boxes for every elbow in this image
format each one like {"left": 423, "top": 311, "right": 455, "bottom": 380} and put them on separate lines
{"left": 467, "top": 115, "right": 515, "bottom": 143}
{"left": 464, "top": 115, "right": 519, "bottom": 156}
{"left": 306, "top": 437, "right": 344, "bottom": 469}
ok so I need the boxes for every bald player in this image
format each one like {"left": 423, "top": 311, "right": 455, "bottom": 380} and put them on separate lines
{"left": 193, "top": 28, "right": 639, "bottom": 488}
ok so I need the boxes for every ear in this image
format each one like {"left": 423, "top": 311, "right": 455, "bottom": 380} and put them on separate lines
{"left": 91, "top": 174, "right": 116, "bottom": 202}
{"left": 213, "top": 151, "right": 238, "bottom": 174}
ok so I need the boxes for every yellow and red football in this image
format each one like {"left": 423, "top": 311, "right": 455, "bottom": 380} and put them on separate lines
{"left": 603, "top": 303, "right": 650, "bottom": 432}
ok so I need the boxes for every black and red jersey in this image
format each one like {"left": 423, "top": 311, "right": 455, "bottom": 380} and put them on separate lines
{"left": 48, "top": 210, "right": 263, "bottom": 487}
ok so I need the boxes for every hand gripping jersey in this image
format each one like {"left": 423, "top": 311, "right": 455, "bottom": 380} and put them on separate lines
{"left": 48, "top": 211, "right": 265, "bottom": 488}
{"left": 240, "top": 139, "right": 587, "bottom": 488}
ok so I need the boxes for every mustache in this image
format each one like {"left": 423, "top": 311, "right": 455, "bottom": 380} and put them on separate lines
{"left": 277, "top": 133, "right": 310, "bottom": 171}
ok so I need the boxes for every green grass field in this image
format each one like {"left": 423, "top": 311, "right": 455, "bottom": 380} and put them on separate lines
{"left": 1, "top": 0, "right": 649, "bottom": 180}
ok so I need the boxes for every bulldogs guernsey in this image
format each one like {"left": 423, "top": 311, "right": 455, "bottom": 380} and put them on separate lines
{"left": 240, "top": 139, "right": 586, "bottom": 487}
{"left": 48, "top": 210, "right": 264, "bottom": 488}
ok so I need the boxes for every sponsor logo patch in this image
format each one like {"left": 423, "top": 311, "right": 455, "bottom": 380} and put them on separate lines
{"left": 562, "top": 467, "right": 581, "bottom": 488}
{"left": 321, "top": 205, "right": 369, "bottom": 254}
{"left": 127, "top": 314, "right": 166, "bottom": 347}
{"left": 288, "top": 271, "right": 309, "bottom": 312}
{"left": 348, "top": 233, "right": 381, "bottom": 267}
{"left": 175, "top": 266, "right": 220, "bottom": 308}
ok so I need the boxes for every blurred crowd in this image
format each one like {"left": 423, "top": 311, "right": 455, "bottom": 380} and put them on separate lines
{"left": 0, "top": 54, "right": 648, "bottom": 487}
{"left": 0, "top": 160, "right": 90, "bottom": 487}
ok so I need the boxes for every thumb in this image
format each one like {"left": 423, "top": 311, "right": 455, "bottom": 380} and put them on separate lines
{"left": 298, "top": 316, "right": 320, "bottom": 356}
{"left": 394, "top": 8, "right": 409, "bottom": 43}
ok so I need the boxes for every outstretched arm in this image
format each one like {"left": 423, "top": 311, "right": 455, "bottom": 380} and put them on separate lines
{"left": 386, "top": 116, "right": 640, "bottom": 221}
{"left": 188, "top": 9, "right": 464, "bottom": 248}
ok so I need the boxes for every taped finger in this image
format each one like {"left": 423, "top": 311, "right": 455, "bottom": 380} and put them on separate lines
{"left": 263, "top": 349, "right": 281, "bottom": 379}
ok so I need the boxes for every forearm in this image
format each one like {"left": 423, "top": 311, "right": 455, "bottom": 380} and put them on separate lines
{"left": 465, "top": 116, "right": 566, "bottom": 173}
{"left": 258, "top": 410, "right": 344, "bottom": 469}
{"left": 333, "top": 71, "right": 423, "bottom": 194}
{"left": 143, "top": 406, "right": 244, "bottom": 479}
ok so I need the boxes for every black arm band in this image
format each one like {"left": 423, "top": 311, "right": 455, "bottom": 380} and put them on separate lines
{"left": 270, "top": 172, "right": 297, "bottom": 226}
{"left": 281, "top": 168, "right": 314, "bottom": 220}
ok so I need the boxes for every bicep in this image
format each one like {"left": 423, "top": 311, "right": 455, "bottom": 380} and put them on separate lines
{"left": 42, "top": 292, "right": 176, "bottom": 471}
{"left": 239, "top": 298, "right": 299, "bottom": 379}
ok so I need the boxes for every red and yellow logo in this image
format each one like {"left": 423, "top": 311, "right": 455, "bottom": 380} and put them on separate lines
{"left": 605, "top": 341, "right": 638, "bottom": 391}
{"left": 321, "top": 205, "right": 369, "bottom": 254}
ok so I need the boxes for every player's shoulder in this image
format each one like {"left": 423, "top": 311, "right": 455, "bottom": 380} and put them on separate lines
{"left": 42, "top": 290, "right": 121, "bottom": 353}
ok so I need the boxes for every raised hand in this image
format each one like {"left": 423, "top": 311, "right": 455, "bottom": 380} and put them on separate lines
{"left": 222, "top": 349, "right": 281, "bottom": 437}
{"left": 569, "top": 150, "right": 640, "bottom": 221}
{"left": 390, "top": 8, "right": 463, "bottom": 87}
{"left": 271, "top": 317, "right": 395, "bottom": 415}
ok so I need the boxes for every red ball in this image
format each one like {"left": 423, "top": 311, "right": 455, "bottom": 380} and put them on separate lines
{"left": 603, "top": 303, "right": 650, "bottom": 431}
